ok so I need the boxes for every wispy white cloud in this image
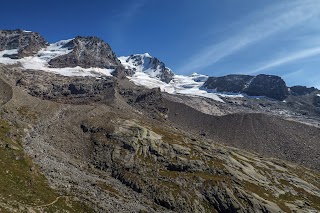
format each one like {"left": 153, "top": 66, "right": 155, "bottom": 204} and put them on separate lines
{"left": 116, "top": 0, "right": 146, "bottom": 22}
{"left": 108, "top": 0, "right": 146, "bottom": 34}
{"left": 280, "top": 69, "right": 320, "bottom": 88}
{"left": 251, "top": 46, "right": 320, "bottom": 73}
{"left": 107, "top": 0, "right": 146, "bottom": 45}
{"left": 177, "top": 0, "right": 320, "bottom": 73}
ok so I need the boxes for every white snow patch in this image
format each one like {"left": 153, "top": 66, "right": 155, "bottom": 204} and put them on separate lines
{"left": 0, "top": 49, "right": 19, "bottom": 64}
{"left": 0, "top": 39, "right": 114, "bottom": 77}
{"left": 317, "top": 94, "right": 320, "bottom": 97}
{"left": 143, "top": 53, "right": 152, "bottom": 58}
{"left": 128, "top": 72, "right": 225, "bottom": 102}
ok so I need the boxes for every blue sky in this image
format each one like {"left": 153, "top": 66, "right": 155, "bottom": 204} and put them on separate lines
{"left": 0, "top": 0, "right": 320, "bottom": 88}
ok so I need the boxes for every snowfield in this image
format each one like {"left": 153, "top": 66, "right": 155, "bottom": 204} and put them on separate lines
{"left": 0, "top": 39, "right": 114, "bottom": 77}
{"left": 128, "top": 71, "right": 244, "bottom": 103}
{"left": 124, "top": 57, "right": 224, "bottom": 102}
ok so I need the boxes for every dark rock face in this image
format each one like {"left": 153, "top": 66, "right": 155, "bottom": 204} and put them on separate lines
{"left": 244, "top": 74, "right": 289, "bottom": 101}
{"left": 314, "top": 94, "right": 320, "bottom": 107}
{"left": 111, "top": 66, "right": 134, "bottom": 79}
{"left": 202, "top": 74, "right": 289, "bottom": 100}
{"left": 0, "top": 29, "right": 48, "bottom": 58}
{"left": 290, "top": 86, "right": 318, "bottom": 96}
{"left": 10, "top": 69, "right": 117, "bottom": 104}
{"left": 202, "top": 75, "right": 253, "bottom": 93}
{"left": 49, "top": 36, "right": 122, "bottom": 69}
{"left": 119, "top": 87, "right": 168, "bottom": 117}
{"left": 149, "top": 57, "right": 174, "bottom": 83}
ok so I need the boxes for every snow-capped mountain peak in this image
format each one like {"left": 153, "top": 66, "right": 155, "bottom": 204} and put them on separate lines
{"left": 119, "top": 53, "right": 174, "bottom": 83}
{"left": 143, "top": 52, "right": 152, "bottom": 58}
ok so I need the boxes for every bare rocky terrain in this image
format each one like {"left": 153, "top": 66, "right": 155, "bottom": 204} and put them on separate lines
{"left": 0, "top": 64, "right": 320, "bottom": 213}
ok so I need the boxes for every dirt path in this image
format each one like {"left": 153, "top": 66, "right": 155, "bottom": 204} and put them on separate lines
{"left": 33, "top": 196, "right": 67, "bottom": 208}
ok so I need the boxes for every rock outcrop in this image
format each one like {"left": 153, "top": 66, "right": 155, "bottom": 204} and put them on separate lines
{"left": 314, "top": 94, "right": 320, "bottom": 107}
{"left": 290, "top": 85, "right": 318, "bottom": 96}
{"left": 244, "top": 74, "right": 289, "bottom": 100}
{"left": 49, "top": 36, "right": 122, "bottom": 69}
{"left": 202, "top": 74, "right": 289, "bottom": 100}
{"left": 202, "top": 74, "right": 253, "bottom": 93}
{"left": 0, "top": 29, "right": 48, "bottom": 58}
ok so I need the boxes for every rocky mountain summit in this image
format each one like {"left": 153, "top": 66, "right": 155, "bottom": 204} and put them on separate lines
{"left": 0, "top": 29, "right": 48, "bottom": 59}
{"left": 49, "top": 36, "right": 122, "bottom": 69}
{"left": 119, "top": 53, "right": 174, "bottom": 83}
{"left": 202, "top": 74, "right": 289, "bottom": 100}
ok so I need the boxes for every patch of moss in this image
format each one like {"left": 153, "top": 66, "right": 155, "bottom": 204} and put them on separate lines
{"left": 207, "top": 158, "right": 225, "bottom": 170}
{"left": 17, "top": 106, "right": 38, "bottom": 121}
{"left": 151, "top": 127, "right": 184, "bottom": 144}
{"left": 159, "top": 170, "right": 180, "bottom": 179}
{"left": 243, "top": 180, "right": 292, "bottom": 213}
{"left": 97, "top": 181, "right": 120, "bottom": 198}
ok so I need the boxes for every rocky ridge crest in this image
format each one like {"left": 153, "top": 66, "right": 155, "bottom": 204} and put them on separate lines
{"left": 49, "top": 36, "right": 122, "bottom": 69}
{"left": 202, "top": 74, "right": 289, "bottom": 101}
{"left": 0, "top": 29, "right": 48, "bottom": 58}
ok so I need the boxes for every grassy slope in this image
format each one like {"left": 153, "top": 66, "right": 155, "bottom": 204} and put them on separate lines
{"left": 0, "top": 118, "right": 94, "bottom": 213}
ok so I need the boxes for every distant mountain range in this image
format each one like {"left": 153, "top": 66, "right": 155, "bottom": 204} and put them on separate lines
{"left": 0, "top": 29, "right": 318, "bottom": 102}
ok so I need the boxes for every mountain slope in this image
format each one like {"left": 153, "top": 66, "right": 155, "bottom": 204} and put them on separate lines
{"left": 0, "top": 66, "right": 320, "bottom": 212}
{"left": 164, "top": 98, "right": 320, "bottom": 171}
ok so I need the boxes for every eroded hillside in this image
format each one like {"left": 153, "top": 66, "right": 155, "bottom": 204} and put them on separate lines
{"left": 0, "top": 65, "right": 319, "bottom": 212}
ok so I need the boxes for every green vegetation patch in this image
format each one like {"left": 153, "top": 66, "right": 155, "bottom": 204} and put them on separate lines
{"left": 0, "top": 118, "right": 94, "bottom": 212}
